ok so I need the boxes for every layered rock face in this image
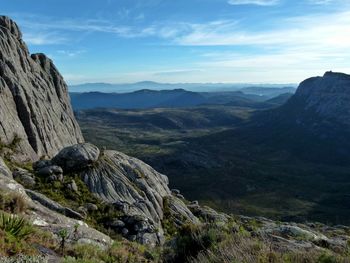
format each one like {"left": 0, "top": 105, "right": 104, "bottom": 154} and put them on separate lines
{"left": 284, "top": 71, "right": 350, "bottom": 125}
{"left": 0, "top": 16, "right": 83, "bottom": 161}
{"left": 43, "top": 143, "right": 199, "bottom": 246}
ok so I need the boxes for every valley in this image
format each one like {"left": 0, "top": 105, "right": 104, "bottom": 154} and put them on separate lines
{"left": 77, "top": 73, "right": 350, "bottom": 225}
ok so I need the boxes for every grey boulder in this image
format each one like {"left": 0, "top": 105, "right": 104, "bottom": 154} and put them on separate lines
{"left": 37, "top": 165, "right": 63, "bottom": 177}
{"left": 77, "top": 149, "right": 199, "bottom": 246}
{"left": 13, "top": 168, "right": 35, "bottom": 187}
{"left": 52, "top": 143, "right": 100, "bottom": 172}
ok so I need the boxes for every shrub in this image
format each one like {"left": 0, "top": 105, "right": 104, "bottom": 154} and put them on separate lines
{"left": 0, "top": 212, "right": 33, "bottom": 240}
{"left": 167, "top": 223, "right": 227, "bottom": 262}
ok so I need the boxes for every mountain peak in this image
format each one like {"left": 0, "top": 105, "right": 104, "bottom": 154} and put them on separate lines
{"left": 323, "top": 71, "right": 350, "bottom": 79}
{"left": 0, "top": 16, "right": 83, "bottom": 161}
{"left": 0, "top": 15, "right": 21, "bottom": 39}
{"left": 282, "top": 71, "right": 350, "bottom": 126}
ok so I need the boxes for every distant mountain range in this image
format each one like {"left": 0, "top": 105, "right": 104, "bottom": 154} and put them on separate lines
{"left": 77, "top": 71, "right": 350, "bottom": 225}
{"left": 69, "top": 81, "right": 297, "bottom": 93}
{"left": 70, "top": 88, "right": 295, "bottom": 110}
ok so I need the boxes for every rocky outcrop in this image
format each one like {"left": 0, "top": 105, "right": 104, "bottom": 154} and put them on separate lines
{"left": 280, "top": 71, "right": 350, "bottom": 127}
{"left": 0, "top": 163, "right": 111, "bottom": 248}
{"left": 238, "top": 216, "right": 350, "bottom": 253}
{"left": 291, "top": 71, "right": 350, "bottom": 125}
{"left": 165, "top": 195, "right": 200, "bottom": 226}
{"left": 0, "top": 16, "right": 83, "bottom": 162}
{"left": 52, "top": 143, "right": 100, "bottom": 172}
{"left": 42, "top": 143, "right": 199, "bottom": 246}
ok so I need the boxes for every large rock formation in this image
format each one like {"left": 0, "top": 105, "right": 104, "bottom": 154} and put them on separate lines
{"left": 0, "top": 16, "right": 83, "bottom": 161}
{"left": 46, "top": 143, "right": 199, "bottom": 246}
{"left": 243, "top": 71, "right": 350, "bottom": 164}
{"left": 284, "top": 71, "right": 350, "bottom": 125}
{"left": 0, "top": 16, "right": 200, "bottom": 248}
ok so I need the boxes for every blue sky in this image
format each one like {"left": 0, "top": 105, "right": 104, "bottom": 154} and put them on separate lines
{"left": 2, "top": 0, "right": 350, "bottom": 84}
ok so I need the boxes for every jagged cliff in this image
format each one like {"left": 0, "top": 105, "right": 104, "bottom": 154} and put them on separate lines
{"left": 0, "top": 16, "right": 83, "bottom": 162}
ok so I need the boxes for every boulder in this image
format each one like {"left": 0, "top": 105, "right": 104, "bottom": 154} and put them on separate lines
{"left": 165, "top": 195, "right": 199, "bottom": 226}
{"left": 37, "top": 165, "right": 63, "bottom": 177}
{"left": 67, "top": 180, "right": 78, "bottom": 192}
{"left": 13, "top": 168, "right": 35, "bottom": 187}
{"left": 176, "top": 194, "right": 185, "bottom": 200}
{"left": 33, "top": 159, "right": 52, "bottom": 171}
{"left": 74, "top": 150, "right": 200, "bottom": 246}
{"left": 189, "top": 205, "right": 229, "bottom": 224}
{"left": 107, "top": 219, "right": 125, "bottom": 229}
{"left": 48, "top": 173, "right": 64, "bottom": 183}
{"left": 52, "top": 143, "right": 100, "bottom": 172}
{"left": 171, "top": 189, "right": 180, "bottom": 195}
{"left": 84, "top": 203, "right": 98, "bottom": 211}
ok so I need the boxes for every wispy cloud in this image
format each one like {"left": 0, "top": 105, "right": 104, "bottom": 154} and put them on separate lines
{"left": 13, "top": 14, "right": 154, "bottom": 45}
{"left": 57, "top": 49, "right": 86, "bottom": 57}
{"left": 169, "top": 11, "right": 350, "bottom": 50}
{"left": 308, "top": 0, "right": 334, "bottom": 4}
{"left": 227, "top": 0, "right": 279, "bottom": 6}
{"left": 153, "top": 69, "right": 204, "bottom": 76}
{"left": 23, "top": 32, "right": 67, "bottom": 45}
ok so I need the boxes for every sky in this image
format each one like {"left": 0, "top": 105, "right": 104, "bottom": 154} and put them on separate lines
{"left": 2, "top": 0, "right": 350, "bottom": 85}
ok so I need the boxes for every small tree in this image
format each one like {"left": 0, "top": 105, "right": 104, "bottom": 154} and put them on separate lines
{"left": 58, "top": 228, "right": 69, "bottom": 255}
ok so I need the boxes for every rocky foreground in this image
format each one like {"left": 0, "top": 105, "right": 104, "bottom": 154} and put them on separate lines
{"left": 0, "top": 15, "right": 350, "bottom": 262}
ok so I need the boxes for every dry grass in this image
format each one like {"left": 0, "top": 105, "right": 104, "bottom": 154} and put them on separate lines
{"left": 190, "top": 233, "right": 350, "bottom": 263}
{"left": 0, "top": 191, "right": 27, "bottom": 214}
{"left": 64, "top": 241, "right": 159, "bottom": 263}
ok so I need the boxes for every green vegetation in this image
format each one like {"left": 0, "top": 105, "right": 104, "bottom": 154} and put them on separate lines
{"left": 161, "top": 220, "right": 350, "bottom": 263}
{"left": 77, "top": 106, "right": 251, "bottom": 160}
{"left": 0, "top": 212, "right": 33, "bottom": 240}
{"left": 78, "top": 104, "right": 350, "bottom": 225}
{"left": 30, "top": 171, "right": 124, "bottom": 238}
{"left": 0, "top": 193, "right": 56, "bottom": 257}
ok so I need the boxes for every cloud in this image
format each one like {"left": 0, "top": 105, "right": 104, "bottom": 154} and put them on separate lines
{"left": 22, "top": 32, "right": 66, "bottom": 45}
{"left": 169, "top": 11, "right": 350, "bottom": 50}
{"left": 308, "top": 0, "right": 334, "bottom": 4}
{"left": 227, "top": 0, "right": 279, "bottom": 6}
{"left": 57, "top": 50, "right": 86, "bottom": 57}
{"left": 153, "top": 69, "right": 204, "bottom": 76}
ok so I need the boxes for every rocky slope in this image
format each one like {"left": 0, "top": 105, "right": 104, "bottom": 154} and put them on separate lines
{"left": 0, "top": 15, "right": 199, "bottom": 249}
{"left": 0, "top": 16, "right": 83, "bottom": 162}
{"left": 29, "top": 143, "right": 201, "bottom": 246}
{"left": 0, "top": 157, "right": 111, "bottom": 248}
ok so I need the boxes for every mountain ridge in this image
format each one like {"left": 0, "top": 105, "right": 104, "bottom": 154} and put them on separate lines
{"left": 0, "top": 15, "right": 83, "bottom": 161}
